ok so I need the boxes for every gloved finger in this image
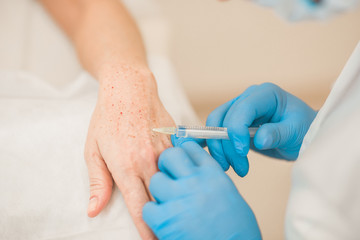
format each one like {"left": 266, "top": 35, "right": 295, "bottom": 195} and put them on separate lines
{"left": 158, "top": 147, "right": 197, "bottom": 179}
{"left": 253, "top": 121, "right": 302, "bottom": 159}
{"left": 171, "top": 134, "right": 206, "bottom": 148}
{"left": 180, "top": 141, "right": 220, "bottom": 168}
{"left": 222, "top": 139, "right": 249, "bottom": 177}
{"left": 142, "top": 201, "right": 162, "bottom": 232}
{"left": 149, "top": 172, "right": 183, "bottom": 203}
{"left": 84, "top": 141, "right": 113, "bottom": 218}
{"left": 143, "top": 200, "right": 185, "bottom": 237}
{"left": 206, "top": 139, "right": 230, "bottom": 171}
{"left": 249, "top": 139, "right": 287, "bottom": 159}
{"left": 206, "top": 100, "right": 232, "bottom": 170}
{"left": 206, "top": 85, "right": 259, "bottom": 170}
{"left": 223, "top": 83, "right": 279, "bottom": 157}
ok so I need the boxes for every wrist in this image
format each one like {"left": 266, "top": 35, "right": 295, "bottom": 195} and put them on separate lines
{"left": 97, "top": 64, "right": 158, "bottom": 99}
{"left": 97, "top": 63, "right": 154, "bottom": 85}
{"left": 94, "top": 64, "right": 166, "bottom": 118}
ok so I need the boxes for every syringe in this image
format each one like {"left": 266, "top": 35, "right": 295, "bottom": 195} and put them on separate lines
{"left": 152, "top": 125, "right": 258, "bottom": 140}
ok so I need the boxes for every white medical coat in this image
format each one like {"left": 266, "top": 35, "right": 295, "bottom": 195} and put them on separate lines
{"left": 286, "top": 42, "right": 360, "bottom": 239}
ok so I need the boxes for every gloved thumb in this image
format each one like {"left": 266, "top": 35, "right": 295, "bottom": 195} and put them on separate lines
{"left": 254, "top": 122, "right": 295, "bottom": 150}
{"left": 85, "top": 149, "right": 113, "bottom": 218}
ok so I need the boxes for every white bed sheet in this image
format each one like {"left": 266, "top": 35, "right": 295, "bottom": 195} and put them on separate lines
{"left": 0, "top": 57, "right": 198, "bottom": 239}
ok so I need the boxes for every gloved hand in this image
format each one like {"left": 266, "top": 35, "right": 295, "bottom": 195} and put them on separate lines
{"left": 143, "top": 141, "right": 261, "bottom": 240}
{"left": 206, "top": 83, "right": 316, "bottom": 177}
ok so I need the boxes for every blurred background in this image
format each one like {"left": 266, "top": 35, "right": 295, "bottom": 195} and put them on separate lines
{"left": 156, "top": 1, "right": 360, "bottom": 239}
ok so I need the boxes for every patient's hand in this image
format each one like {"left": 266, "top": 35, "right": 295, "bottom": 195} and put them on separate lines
{"left": 84, "top": 68, "right": 174, "bottom": 239}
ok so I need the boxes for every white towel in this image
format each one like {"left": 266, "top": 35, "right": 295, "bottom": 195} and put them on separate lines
{"left": 0, "top": 62, "right": 198, "bottom": 239}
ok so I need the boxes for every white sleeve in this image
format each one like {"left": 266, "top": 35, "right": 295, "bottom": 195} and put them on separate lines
{"left": 285, "top": 43, "right": 360, "bottom": 239}
{"left": 285, "top": 110, "right": 360, "bottom": 240}
{"left": 253, "top": 0, "right": 359, "bottom": 21}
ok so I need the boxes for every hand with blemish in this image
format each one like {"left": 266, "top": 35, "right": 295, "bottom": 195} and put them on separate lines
{"left": 85, "top": 67, "right": 175, "bottom": 239}
{"left": 39, "top": 1, "right": 175, "bottom": 238}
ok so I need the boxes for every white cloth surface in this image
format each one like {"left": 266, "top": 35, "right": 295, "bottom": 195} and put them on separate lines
{"left": 0, "top": 0, "right": 199, "bottom": 239}
{"left": 285, "top": 42, "right": 360, "bottom": 239}
{"left": 0, "top": 60, "right": 198, "bottom": 239}
{"left": 0, "top": 72, "right": 141, "bottom": 240}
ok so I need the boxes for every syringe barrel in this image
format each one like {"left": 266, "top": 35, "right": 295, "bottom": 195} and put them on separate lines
{"left": 175, "top": 125, "right": 258, "bottom": 139}
{"left": 176, "top": 126, "right": 229, "bottom": 139}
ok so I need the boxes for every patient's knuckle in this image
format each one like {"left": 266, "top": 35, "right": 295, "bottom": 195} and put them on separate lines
{"left": 126, "top": 145, "right": 157, "bottom": 171}
{"left": 145, "top": 154, "right": 157, "bottom": 166}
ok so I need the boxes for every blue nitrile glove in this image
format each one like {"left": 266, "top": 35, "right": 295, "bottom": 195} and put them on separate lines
{"left": 206, "top": 83, "right": 317, "bottom": 177}
{"left": 143, "top": 141, "right": 261, "bottom": 240}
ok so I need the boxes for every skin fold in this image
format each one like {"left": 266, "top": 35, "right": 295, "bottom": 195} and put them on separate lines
{"left": 40, "top": 0, "right": 175, "bottom": 239}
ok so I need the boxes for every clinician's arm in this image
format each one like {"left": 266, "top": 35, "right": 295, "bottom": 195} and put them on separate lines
{"left": 39, "top": 1, "right": 175, "bottom": 239}
{"left": 143, "top": 141, "right": 261, "bottom": 240}
{"left": 206, "top": 83, "right": 316, "bottom": 177}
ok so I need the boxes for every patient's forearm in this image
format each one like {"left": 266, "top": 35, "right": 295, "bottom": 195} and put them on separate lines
{"left": 39, "top": 0, "right": 150, "bottom": 83}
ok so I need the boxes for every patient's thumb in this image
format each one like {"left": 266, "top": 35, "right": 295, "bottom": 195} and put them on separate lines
{"left": 85, "top": 151, "right": 113, "bottom": 218}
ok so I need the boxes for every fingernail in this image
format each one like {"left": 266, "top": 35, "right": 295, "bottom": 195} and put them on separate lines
{"left": 88, "top": 197, "right": 98, "bottom": 214}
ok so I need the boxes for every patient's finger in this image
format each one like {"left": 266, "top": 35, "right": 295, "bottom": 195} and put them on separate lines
{"left": 84, "top": 141, "right": 113, "bottom": 218}
{"left": 114, "top": 174, "right": 156, "bottom": 240}
{"left": 140, "top": 152, "right": 158, "bottom": 203}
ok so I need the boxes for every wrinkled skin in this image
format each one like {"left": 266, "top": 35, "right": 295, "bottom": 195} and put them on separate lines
{"left": 85, "top": 67, "right": 175, "bottom": 239}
